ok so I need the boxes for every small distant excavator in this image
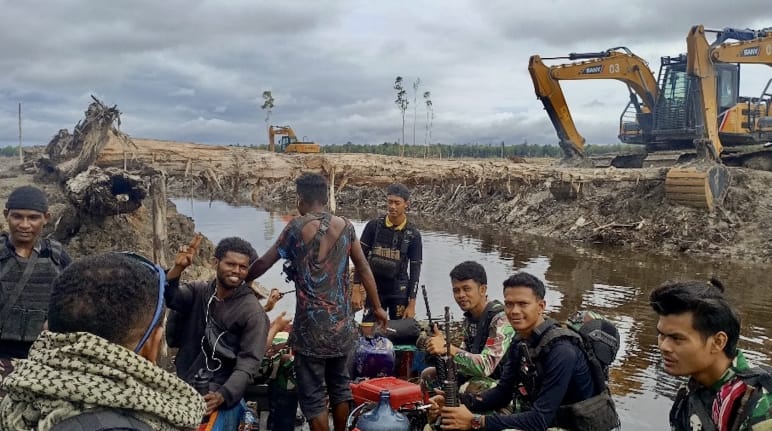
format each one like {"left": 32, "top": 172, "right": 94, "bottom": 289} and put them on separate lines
{"left": 528, "top": 25, "right": 772, "bottom": 210}
{"left": 267, "top": 125, "right": 320, "bottom": 153}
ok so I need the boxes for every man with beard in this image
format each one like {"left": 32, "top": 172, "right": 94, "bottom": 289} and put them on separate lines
{"left": 165, "top": 235, "right": 269, "bottom": 425}
{"left": 0, "top": 186, "right": 71, "bottom": 396}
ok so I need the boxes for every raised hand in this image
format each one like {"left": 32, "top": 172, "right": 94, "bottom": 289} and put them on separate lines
{"left": 175, "top": 234, "right": 202, "bottom": 268}
{"left": 167, "top": 234, "right": 203, "bottom": 280}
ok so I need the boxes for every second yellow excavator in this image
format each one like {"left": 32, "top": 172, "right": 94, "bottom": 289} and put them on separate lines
{"left": 267, "top": 125, "right": 320, "bottom": 153}
{"left": 529, "top": 26, "right": 772, "bottom": 210}
{"left": 665, "top": 25, "right": 772, "bottom": 209}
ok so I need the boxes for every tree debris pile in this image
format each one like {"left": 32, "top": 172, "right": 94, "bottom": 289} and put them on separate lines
{"left": 37, "top": 96, "right": 147, "bottom": 218}
{"left": 6, "top": 96, "right": 770, "bottom": 265}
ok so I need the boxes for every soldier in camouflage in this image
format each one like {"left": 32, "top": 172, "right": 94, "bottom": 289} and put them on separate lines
{"left": 423, "top": 261, "right": 515, "bottom": 396}
{"left": 651, "top": 278, "right": 772, "bottom": 431}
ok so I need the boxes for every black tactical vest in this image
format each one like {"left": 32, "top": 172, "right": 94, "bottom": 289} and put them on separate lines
{"left": 0, "top": 234, "right": 66, "bottom": 343}
{"left": 367, "top": 218, "right": 416, "bottom": 284}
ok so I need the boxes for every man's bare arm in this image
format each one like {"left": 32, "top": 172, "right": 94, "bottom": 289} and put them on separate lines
{"left": 246, "top": 244, "right": 280, "bottom": 283}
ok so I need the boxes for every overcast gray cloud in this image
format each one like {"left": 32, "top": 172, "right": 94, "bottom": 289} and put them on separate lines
{"left": 1, "top": 0, "right": 770, "bottom": 150}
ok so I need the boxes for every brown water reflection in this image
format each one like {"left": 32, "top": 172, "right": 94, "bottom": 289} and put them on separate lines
{"left": 174, "top": 200, "right": 772, "bottom": 431}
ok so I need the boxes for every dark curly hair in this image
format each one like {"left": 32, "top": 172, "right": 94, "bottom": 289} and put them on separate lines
{"left": 48, "top": 253, "right": 160, "bottom": 346}
{"left": 214, "top": 237, "right": 257, "bottom": 261}
{"left": 296, "top": 172, "right": 328, "bottom": 205}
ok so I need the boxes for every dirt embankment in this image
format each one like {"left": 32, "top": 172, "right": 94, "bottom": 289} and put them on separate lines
{"left": 86, "top": 136, "right": 772, "bottom": 264}
{"left": 3, "top": 132, "right": 771, "bottom": 266}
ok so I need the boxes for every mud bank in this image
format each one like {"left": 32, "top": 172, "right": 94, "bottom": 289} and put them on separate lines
{"left": 142, "top": 147, "right": 771, "bottom": 265}
{"left": 6, "top": 140, "right": 772, "bottom": 266}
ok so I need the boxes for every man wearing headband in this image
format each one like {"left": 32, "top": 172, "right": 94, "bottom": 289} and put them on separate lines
{"left": 165, "top": 235, "right": 269, "bottom": 424}
{"left": 0, "top": 185, "right": 71, "bottom": 396}
{"left": 0, "top": 252, "right": 205, "bottom": 431}
{"left": 355, "top": 183, "right": 423, "bottom": 321}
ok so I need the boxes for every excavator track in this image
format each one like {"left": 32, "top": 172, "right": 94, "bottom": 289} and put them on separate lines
{"left": 665, "top": 164, "right": 730, "bottom": 211}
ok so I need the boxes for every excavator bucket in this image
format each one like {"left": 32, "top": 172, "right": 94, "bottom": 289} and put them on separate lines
{"left": 665, "top": 165, "right": 730, "bottom": 211}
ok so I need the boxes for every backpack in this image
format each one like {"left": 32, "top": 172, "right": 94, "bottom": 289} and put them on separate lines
{"left": 564, "top": 310, "right": 621, "bottom": 380}
{"left": 520, "top": 312, "right": 621, "bottom": 431}
{"left": 519, "top": 311, "right": 620, "bottom": 404}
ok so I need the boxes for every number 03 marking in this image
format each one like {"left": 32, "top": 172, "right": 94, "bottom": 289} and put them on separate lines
{"left": 609, "top": 64, "right": 621, "bottom": 73}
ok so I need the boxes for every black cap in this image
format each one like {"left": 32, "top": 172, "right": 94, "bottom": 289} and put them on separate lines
{"left": 5, "top": 186, "right": 49, "bottom": 213}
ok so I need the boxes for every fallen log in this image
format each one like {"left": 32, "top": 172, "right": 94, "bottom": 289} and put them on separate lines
{"left": 65, "top": 167, "right": 147, "bottom": 216}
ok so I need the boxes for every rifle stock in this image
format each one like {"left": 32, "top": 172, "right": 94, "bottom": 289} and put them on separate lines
{"left": 441, "top": 306, "right": 459, "bottom": 407}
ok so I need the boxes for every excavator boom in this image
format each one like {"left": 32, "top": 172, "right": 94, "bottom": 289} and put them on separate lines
{"left": 712, "top": 28, "right": 772, "bottom": 64}
{"left": 529, "top": 48, "right": 659, "bottom": 160}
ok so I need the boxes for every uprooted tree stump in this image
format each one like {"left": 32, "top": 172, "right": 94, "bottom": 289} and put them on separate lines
{"left": 43, "top": 95, "right": 134, "bottom": 182}
{"left": 65, "top": 167, "right": 147, "bottom": 216}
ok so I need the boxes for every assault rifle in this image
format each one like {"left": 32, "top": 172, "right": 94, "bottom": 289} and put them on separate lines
{"left": 441, "top": 306, "right": 459, "bottom": 407}
{"left": 421, "top": 284, "right": 433, "bottom": 328}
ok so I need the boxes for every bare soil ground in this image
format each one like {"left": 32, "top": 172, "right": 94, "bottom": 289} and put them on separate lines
{"left": 3, "top": 134, "right": 771, "bottom": 265}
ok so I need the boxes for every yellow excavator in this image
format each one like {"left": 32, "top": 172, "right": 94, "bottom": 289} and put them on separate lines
{"left": 665, "top": 25, "right": 772, "bottom": 209}
{"left": 267, "top": 125, "right": 320, "bottom": 153}
{"left": 529, "top": 26, "right": 772, "bottom": 209}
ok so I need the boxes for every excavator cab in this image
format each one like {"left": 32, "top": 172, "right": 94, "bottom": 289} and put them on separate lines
{"left": 279, "top": 135, "right": 295, "bottom": 152}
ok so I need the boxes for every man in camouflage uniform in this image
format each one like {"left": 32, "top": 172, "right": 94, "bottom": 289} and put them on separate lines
{"left": 423, "top": 261, "right": 515, "bottom": 395}
{"left": 650, "top": 278, "right": 772, "bottom": 431}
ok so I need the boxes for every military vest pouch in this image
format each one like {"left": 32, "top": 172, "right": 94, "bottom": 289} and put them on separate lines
{"left": 1, "top": 307, "right": 46, "bottom": 342}
{"left": 554, "top": 389, "right": 620, "bottom": 431}
{"left": 368, "top": 254, "right": 401, "bottom": 279}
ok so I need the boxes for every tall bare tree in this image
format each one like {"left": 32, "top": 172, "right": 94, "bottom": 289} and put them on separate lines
{"left": 394, "top": 77, "right": 408, "bottom": 156}
{"left": 412, "top": 78, "right": 421, "bottom": 147}
{"left": 261, "top": 91, "right": 275, "bottom": 140}
{"left": 423, "top": 91, "right": 433, "bottom": 157}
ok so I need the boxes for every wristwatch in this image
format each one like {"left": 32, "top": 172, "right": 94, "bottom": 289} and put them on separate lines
{"left": 471, "top": 414, "right": 483, "bottom": 430}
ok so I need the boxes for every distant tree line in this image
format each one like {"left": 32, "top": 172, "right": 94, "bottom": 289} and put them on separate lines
{"left": 0, "top": 146, "right": 20, "bottom": 157}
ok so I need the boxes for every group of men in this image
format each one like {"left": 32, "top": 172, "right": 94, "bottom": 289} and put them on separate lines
{"left": 0, "top": 178, "right": 771, "bottom": 431}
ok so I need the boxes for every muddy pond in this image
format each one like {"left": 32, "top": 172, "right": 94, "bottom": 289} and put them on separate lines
{"left": 172, "top": 198, "right": 772, "bottom": 431}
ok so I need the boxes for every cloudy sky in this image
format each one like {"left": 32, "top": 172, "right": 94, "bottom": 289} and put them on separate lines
{"left": 1, "top": 1, "right": 771, "bottom": 149}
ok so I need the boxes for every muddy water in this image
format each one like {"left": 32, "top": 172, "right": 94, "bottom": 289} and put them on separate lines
{"left": 172, "top": 198, "right": 772, "bottom": 431}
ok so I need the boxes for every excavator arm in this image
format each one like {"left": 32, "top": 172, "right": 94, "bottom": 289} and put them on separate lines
{"left": 686, "top": 25, "right": 723, "bottom": 160}
{"left": 711, "top": 28, "right": 772, "bottom": 65}
{"left": 529, "top": 47, "right": 659, "bottom": 160}
{"left": 666, "top": 26, "right": 771, "bottom": 210}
